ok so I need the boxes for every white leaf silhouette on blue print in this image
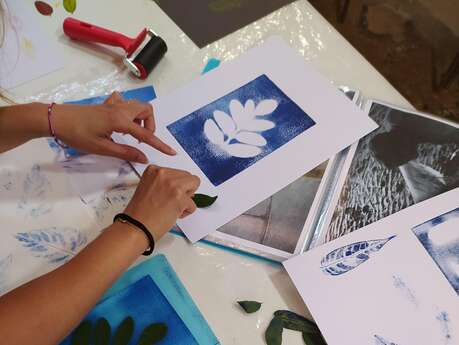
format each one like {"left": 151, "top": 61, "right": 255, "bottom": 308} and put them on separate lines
{"left": 374, "top": 335, "right": 399, "bottom": 345}
{"left": 168, "top": 74, "right": 316, "bottom": 186}
{"left": 412, "top": 207, "right": 459, "bottom": 295}
{"left": 204, "top": 99, "right": 276, "bottom": 158}
{"left": 321, "top": 236, "right": 396, "bottom": 276}
{"left": 15, "top": 228, "right": 87, "bottom": 264}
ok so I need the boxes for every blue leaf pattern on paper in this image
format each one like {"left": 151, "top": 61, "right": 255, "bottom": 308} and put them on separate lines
{"left": 436, "top": 311, "right": 452, "bottom": 344}
{"left": 374, "top": 335, "right": 399, "bottom": 345}
{"left": 321, "top": 236, "right": 396, "bottom": 276}
{"left": 15, "top": 228, "right": 87, "bottom": 264}
{"left": 17, "top": 164, "right": 52, "bottom": 217}
{"left": 0, "top": 255, "right": 12, "bottom": 294}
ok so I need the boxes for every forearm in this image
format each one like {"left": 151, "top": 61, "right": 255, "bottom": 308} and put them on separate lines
{"left": 0, "top": 103, "right": 50, "bottom": 153}
{"left": 0, "top": 222, "right": 148, "bottom": 345}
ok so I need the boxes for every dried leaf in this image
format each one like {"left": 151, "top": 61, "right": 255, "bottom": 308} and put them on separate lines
{"left": 113, "top": 317, "right": 134, "bottom": 345}
{"left": 137, "top": 323, "right": 168, "bottom": 345}
{"left": 63, "top": 0, "right": 77, "bottom": 14}
{"left": 204, "top": 119, "right": 224, "bottom": 145}
{"left": 302, "top": 331, "right": 327, "bottom": 345}
{"left": 34, "top": 1, "right": 53, "bottom": 16}
{"left": 192, "top": 194, "right": 218, "bottom": 208}
{"left": 274, "top": 310, "right": 320, "bottom": 334}
{"left": 237, "top": 300, "right": 262, "bottom": 313}
{"left": 93, "top": 318, "right": 111, "bottom": 345}
{"left": 265, "top": 317, "right": 283, "bottom": 345}
{"left": 71, "top": 320, "right": 92, "bottom": 345}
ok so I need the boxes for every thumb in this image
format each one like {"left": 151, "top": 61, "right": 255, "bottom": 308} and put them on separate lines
{"left": 95, "top": 138, "right": 148, "bottom": 164}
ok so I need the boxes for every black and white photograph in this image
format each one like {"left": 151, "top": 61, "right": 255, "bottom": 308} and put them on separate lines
{"left": 325, "top": 101, "right": 459, "bottom": 243}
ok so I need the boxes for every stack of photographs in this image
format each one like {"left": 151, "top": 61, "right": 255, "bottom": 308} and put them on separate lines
{"left": 194, "top": 90, "right": 459, "bottom": 262}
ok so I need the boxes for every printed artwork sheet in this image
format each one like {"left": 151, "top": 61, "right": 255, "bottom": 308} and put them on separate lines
{"left": 320, "top": 100, "right": 459, "bottom": 245}
{"left": 116, "top": 37, "right": 378, "bottom": 242}
{"left": 0, "top": 0, "right": 63, "bottom": 89}
{"left": 284, "top": 188, "right": 459, "bottom": 345}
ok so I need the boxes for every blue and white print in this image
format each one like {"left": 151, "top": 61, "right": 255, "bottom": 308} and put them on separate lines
{"left": 374, "top": 334, "right": 399, "bottom": 345}
{"left": 321, "top": 236, "right": 396, "bottom": 276}
{"left": 412, "top": 207, "right": 459, "bottom": 294}
{"left": 15, "top": 227, "right": 87, "bottom": 264}
{"left": 167, "top": 74, "right": 316, "bottom": 186}
{"left": 18, "top": 164, "right": 52, "bottom": 218}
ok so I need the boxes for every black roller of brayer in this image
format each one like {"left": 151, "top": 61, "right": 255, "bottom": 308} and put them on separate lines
{"left": 133, "top": 35, "right": 168, "bottom": 79}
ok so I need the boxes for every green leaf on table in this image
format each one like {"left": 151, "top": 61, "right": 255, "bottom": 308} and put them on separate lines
{"left": 274, "top": 310, "right": 320, "bottom": 334}
{"left": 192, "top": 194, "right": 218, "bottom": 208}
{"left": 237, "top": 300, "right": 262, "bottom": 314}
{"left": 93, "top": 318, "right": 111, "bottom": 345}
{"left": 302, "top": 331, "right": 327, "bottom": 345}
{"left": 34, "top": 1, "right": 53, "bottom": 16}
{"left": 113, "top": 317, "right": 135, "bottom": 345}
{"left": 265, "top": 316, "right": 283, "bottom": 345}
{"left": 137, "top": 323, "right": 168, "bottom": 345}
{"left": 71, "top": 320, "right": 92, "bottom": 345}
{"left": 63, "top": 0, "right": 77, "bottom": 13}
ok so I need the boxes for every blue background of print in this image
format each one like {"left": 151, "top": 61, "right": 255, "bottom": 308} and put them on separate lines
{"left": 167, "top": 74, "right": 316, "bottom": 186}
{"left": 413, "top": 207, "right": 459, "bottom": 295}
{"left": 61, "top": 275, "right": 199, "bottom": 345}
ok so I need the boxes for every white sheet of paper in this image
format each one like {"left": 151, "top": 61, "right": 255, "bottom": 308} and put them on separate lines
{"left": 0, "top": 0, "right": 63, "bottom": 89}
{"left": 116, "top": 37, "right": 378, "bottom": 242}
{"left": 284, "top": 188, "right": 459, "bottom": 345}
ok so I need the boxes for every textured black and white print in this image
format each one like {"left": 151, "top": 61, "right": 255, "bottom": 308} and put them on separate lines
{"left": 326, "top": 102, "right": 459, "bottom": 242}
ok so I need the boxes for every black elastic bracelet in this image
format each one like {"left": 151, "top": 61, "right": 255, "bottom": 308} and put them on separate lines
{"left": 113, "top": 213, "right": 155, "bottom": 256}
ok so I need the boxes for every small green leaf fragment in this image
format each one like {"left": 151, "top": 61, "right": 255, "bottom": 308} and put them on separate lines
{"left": 274, "top": 310, "right": 320, "bottom": 334}
{"left": 71, "top": 320, "right": 92, "bottom": 345}
{"left": 192, "top": 194, "right": 218, "bottom": 208}
{"left": 265, "top": 317, "right": 283, "bottom": 345}
{"left": 113, "top": 317, "right": 135, "bottom": 345}
{"left": 302, "top": 331, "right": 327, "bottom": 345}
{"left": 63, "top": 0, "right": 77, "bottom": 13}
{"left": 137, "top": 323, "right": 168, "bottom": 345}
{"left": 93, "top": 318, "right": 111, "bottom": 345}
{"left": 237, "top": 300, "right": 262, "bottom": 314}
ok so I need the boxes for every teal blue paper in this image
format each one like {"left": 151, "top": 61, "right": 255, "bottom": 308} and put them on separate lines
{"left": 201, "top": 58, "right": 221, "bottom": 74}
{"left": 103, "top": 255, "right": 219, "bottom": 345}
{"left": 65, "top": 85, "right": 156, "bottom": 105}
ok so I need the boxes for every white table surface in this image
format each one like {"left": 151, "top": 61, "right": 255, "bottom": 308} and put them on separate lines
{"left": 1, "top": 0, "right": 411, "bottom": 344}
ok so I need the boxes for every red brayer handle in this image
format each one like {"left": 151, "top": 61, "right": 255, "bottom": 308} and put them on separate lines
{"left": 63, "top": 17, "right": 147, "bottom": 56}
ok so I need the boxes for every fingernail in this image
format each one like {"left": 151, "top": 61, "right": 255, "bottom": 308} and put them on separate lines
{"left": 139, "top": 155, "right": 148, "bottom": 164}
{"left": 170, "top": 147, "right": 177, "bottom": 155}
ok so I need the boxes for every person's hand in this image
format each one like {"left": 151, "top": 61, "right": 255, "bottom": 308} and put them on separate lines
{"left": 52, "top": 92, "right": 176, "bottom": 163}
{"left": 124, "top": 165, "right": 200, "bottom": 241}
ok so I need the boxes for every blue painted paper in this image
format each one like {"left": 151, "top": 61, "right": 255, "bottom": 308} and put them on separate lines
{"left": 62, "top": 276, "right": 198, "bottom": 345}
{"left": 202, "top": 58, "right": 221, "bottom": 74}
{"left": 321, "top": 236, "right": 396, "bottom": 276}
{"left": 412, "top": 207, "right": 459, "bottom": 295}
{"left": 167, "top": 74, "right": 316, "bottom": 186}
{"left": 65, "top": 86, "right": 156, "bottom": 105}
{"left": 103, "top": 255, "right": 219, "bottom": 345}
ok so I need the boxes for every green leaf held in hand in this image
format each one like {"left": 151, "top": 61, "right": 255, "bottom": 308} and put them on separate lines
{"left": 302, "top": 331, "right": 327, "bottom": 345}
{"left": 192, "top": 194, "right": 218, "bottom": 208}
{"left": 71, "top": 320, "right": 92, "bottom": 345}
{"left": 63, "top": 0, "right": 77, "bottom": 13}
{"left": 265, "top": 317, "right": 283, "bottom": 345}
{"left": 274, "top": 310, "right": 320, "bottom": 334}
{"left": 237, "top": 300, "right": 262, "bottom": 314}
{"left": 93, "top": 318, "right": 111, "bottom": 345}
{"left": 113, "top": 317, "right": 135, "bottom": 345}
{"left": 137, "top": 323, "right": 168, "bottom": 345}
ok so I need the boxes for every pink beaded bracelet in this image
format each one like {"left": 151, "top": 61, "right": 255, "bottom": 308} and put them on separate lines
{"left": 47, "top": 102, "right": 67, "bottom": 148}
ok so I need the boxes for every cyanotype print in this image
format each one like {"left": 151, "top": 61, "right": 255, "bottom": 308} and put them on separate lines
{"left": 413, "top": 207, "right": 459, "bottom": 295}
{"left": 392, "top": 275, "right": 418, "bottom": 307}
{"left": 374, "top": 334, "right": 399, "bottom": 345}
{"left": 62, "top": 276, "right": 198, "bottom": 345}
{"left": 321, "top": 236, "right": 396, "bottom": 276}
{"left": 15, "top": 227, "right": 87, "bottom": 264}
{"left": 168, "top": 74, "right": 316, "bottom": 186}
{"left": 436, "top": 311, "right": 453, "bottom": 344}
